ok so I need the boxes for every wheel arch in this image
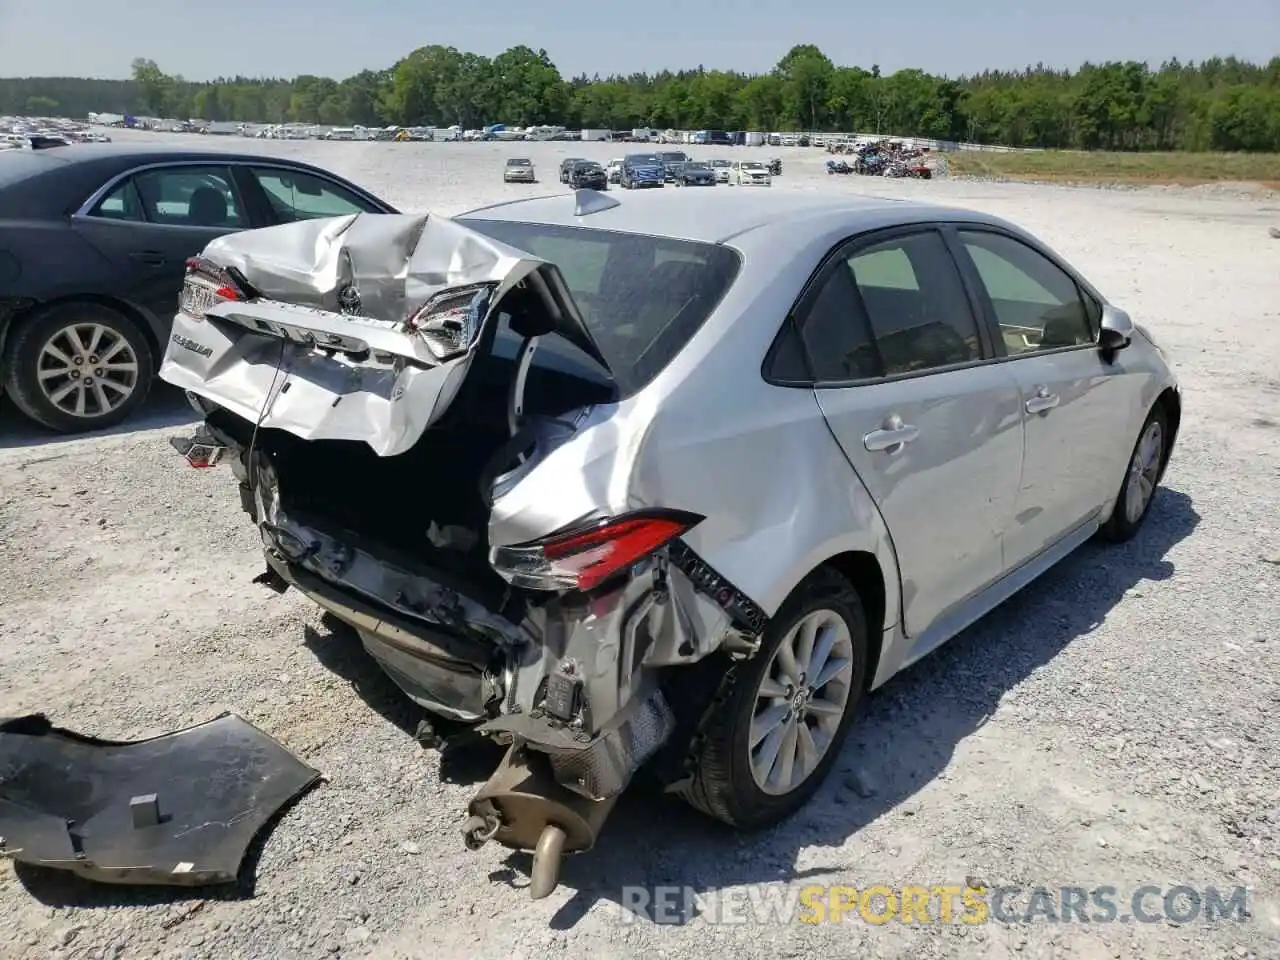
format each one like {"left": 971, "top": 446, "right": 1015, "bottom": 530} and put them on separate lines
{"left": 814, "top": 550, "right": 890, "bottom": 691}
{"left": 1, "top": 294, "right": 162, "bottom": 364}
{"left": 1154, "top": 385, "right": 1181, "bottom": 478}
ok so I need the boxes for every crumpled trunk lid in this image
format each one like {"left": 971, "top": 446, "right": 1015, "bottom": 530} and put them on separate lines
{"left": 159, "top": 211, "right": 605, "bottom": 457}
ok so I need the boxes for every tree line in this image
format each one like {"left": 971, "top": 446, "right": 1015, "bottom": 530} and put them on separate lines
{"left": 2, "top": 45, "right": 1278, "bottom": 152}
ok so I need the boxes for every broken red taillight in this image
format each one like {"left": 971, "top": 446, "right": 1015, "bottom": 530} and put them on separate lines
{"left": 180, "top": 256, "right": 247, "bottom": 319}
{"left": 169, "top": 434, "right": 227, "bottom": 468}
{"left": 489, "top": 509, "right": 704, "bottom": 593}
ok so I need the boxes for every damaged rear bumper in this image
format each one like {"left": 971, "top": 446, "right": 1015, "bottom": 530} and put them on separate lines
{"left": 0, "top": 713, "right": 318, "bottom": 886}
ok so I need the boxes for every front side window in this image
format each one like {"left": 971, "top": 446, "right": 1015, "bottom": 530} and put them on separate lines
{"left": 129, "top": 166, "right": 245, "bottom": 228}
{"left": 248, "top": 167, "right": 378, "bottom": 222}
{"left": 956, "top": 230, "right": 1095, "bottom": 354}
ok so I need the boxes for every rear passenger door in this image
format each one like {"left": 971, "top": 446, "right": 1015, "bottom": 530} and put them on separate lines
{"left": 71, "top": 164, "right": 251, "bottom": 323}
{"left": 793, "top": 226, "right": 1025, "bottom": 642}
{"left": 948, "top": 226, "right": 1129, "bottom": 568}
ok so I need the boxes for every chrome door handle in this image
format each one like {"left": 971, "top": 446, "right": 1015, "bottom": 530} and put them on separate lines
{"left": 1025, "top": 386, "right": 1060, "bottom": 414}
{"left": 863, "top": 415, "right": 920, "bottom": 453}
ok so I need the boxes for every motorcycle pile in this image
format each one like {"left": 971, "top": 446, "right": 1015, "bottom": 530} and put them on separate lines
{"left": 825, "top": 139, "right": 934, "bottom": 180}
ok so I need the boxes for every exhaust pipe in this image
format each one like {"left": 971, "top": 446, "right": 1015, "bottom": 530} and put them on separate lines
{"left": 463, "top": 742, "right": 620, "bottom": 899}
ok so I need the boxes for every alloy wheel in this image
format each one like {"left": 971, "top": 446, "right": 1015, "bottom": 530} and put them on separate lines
{"left": 749, "top": 608, "right": 855, "bottom": 795}
{"left": 1124, "top": 419, "right": 1163, "bottom": 523}
{"left": 36, "top": 322, "right": 140, "bottom": 419}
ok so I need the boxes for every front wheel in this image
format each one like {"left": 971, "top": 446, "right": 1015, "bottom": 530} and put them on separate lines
{"left": 1099, "top": 403, "right": 1169, "bottom": 542}
{"left": 677, "top": 568, "right": 868, "bottom": 829}
{"left": 1, "top": 301, "right": 154, "bottom": 433}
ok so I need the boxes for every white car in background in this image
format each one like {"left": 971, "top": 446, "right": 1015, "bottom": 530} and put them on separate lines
{"left": 730, "top": 160, "right": 772, "bottom": 186}
{"left": 606, "top": 158, "right": 624, "bottom": 184}
{"left": 709, "top": 158, "right": 731, "bottom": 183}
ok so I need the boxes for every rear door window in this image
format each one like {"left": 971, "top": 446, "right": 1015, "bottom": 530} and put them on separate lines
{"left": 129, "top": 166, "right": 246, "bottom": 228}
{"left": 794, "top": 229, "right": 984, "bottom": 381}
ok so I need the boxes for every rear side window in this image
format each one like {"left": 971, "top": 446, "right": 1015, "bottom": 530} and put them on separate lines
{"left": 794, "top": 229, "right": 983, "bottom": 382}
{"left": 845, "top": 231, "right": 981, "bottom": 376}
{"left": 130, "top": 166, "right": 246, "bottom": 228}
{"left": 91, "top": 179, "right": 145, "bottom": 221}
{"left": 460, "top": 219, "right": 741, "bottom": 397}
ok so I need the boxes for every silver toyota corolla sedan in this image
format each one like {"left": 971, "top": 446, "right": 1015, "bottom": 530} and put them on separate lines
{"left": 161, "top": 188, "right": 1181, "bottom": 898}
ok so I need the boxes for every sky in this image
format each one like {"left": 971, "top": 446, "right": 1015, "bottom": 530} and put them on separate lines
{"left": 0, "top": 0, "right": 1276, "bottom": 82}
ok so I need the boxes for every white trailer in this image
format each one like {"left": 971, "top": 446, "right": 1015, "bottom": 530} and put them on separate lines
{"left": 580, "top": 128, "right": 611, "bottom": 141}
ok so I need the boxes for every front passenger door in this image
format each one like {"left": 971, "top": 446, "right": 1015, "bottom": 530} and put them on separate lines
{"left": 950, "top": 228, "right": 1130, "bottom": 569}
{"left": 796, "top": 227, "right": 1025, "bottom": 643}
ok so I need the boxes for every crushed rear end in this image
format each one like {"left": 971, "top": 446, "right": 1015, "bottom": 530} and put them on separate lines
{"left": 159, "top": 209, "right": 764, "bottom": 897}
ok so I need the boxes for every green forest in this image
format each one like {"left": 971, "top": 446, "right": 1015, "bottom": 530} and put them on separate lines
{"left": 3, "top": 45, "right": 1279, "bottom": 152}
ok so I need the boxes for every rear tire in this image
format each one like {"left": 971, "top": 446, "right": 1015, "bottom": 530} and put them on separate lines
{"left": 1, "top": 302, "right": 154, "bottom": 434}
{"left": 677, "top": 568, "right": 868, "bottom": 829}
{"left": 1099, "top": 403, "right": 1169, "bottom": 542}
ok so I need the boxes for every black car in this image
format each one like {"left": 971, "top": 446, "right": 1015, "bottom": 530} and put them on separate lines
{"left": 566, "top": 160, "right": 608, "bottom": 191}
{"left": 0, "top": 143, "right": 396, "bottom": 433}
{"left": 619, "top": 153, "right": 665, "bottom": 189}
{"left": 558, "top": 157, "right": 585, "bottom": 183}
{"left": 673, "top": 161, "right": 717, "bottom": 186}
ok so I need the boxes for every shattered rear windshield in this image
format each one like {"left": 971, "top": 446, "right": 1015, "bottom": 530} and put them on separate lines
{"left": 460, "top": 219, "right": 741, "bottom": 397}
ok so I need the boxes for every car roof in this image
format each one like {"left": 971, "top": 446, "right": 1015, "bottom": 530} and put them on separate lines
{"left": 0, "top": 141, "right": 342, "bottom": 170}
{"left": 0, "top": 141, "right": 394, "bottom": 217}
{"left": 459, "top": 189, "right": 988, "bottom": 245}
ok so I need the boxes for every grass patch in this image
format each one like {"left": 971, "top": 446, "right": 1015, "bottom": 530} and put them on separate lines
{"left": 946, "top": 150, "right": 1280, "bottom": 188}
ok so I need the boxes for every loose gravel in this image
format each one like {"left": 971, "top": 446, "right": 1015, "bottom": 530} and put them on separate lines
{"left": 1, "top": 133, "right": 1278, "bottom": 960}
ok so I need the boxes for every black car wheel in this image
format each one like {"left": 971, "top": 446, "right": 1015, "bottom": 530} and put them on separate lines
{"left": 2, "top": 301, "right": 155, "bottom": 433}
{"left": 678, "top": 567, "right": 868, "bottom": 829}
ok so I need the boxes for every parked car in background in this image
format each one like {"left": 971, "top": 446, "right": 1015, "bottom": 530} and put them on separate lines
{"left": 606, "top": 158, "right": 624, "bottom": 184}
{"left": 558, "top": 157, "right": 585, "bottom": 183}
{"left": 673, "top": 161, "right": 717, "bottom": 186}
{"left": 567, "top": 160, "right": 608, "bottom": 191}
{"left": 658, "top": 150, "right": 690, "bottom": 182}
{"left": 730, "top": 159, "right": 773, "bottom": 186}
{"left": 710, "top": 158, "right": 731, "bottom": 183}
{"left": 503, "top": 157, "right": 536, "bottom": 183}
{"left": 163, "top": 189, "right": 1180, "bottom": 900}
{"left": 620, "top": 153, "right": 665, "bottom": 189}
{"left": 0, "top": 143, "right": 396, "bottom": 433}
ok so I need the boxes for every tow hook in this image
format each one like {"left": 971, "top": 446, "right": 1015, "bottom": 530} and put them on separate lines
{"left": 461, "top": 813, "right": 502, "bottom": 850}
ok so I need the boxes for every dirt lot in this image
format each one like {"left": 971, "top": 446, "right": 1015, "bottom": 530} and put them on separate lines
{"left": 1, "top": 135, "right": 1278, "bottom": 960}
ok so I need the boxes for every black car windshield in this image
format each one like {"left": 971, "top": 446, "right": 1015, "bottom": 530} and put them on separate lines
{"left": 461, "top": 219, "right": 741, "bottom": 397}
{"left": 625, "top": 154, "right": 661, "bottom": 165}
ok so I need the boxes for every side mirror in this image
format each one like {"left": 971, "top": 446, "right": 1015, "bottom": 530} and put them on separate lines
{"left": 1098, "top": 304, "right": 1133, "bottom": 357}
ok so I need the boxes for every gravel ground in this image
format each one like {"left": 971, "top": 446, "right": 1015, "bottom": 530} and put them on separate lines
{"left": 1, "top": 133, "right": 1278, "bottom": 960}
